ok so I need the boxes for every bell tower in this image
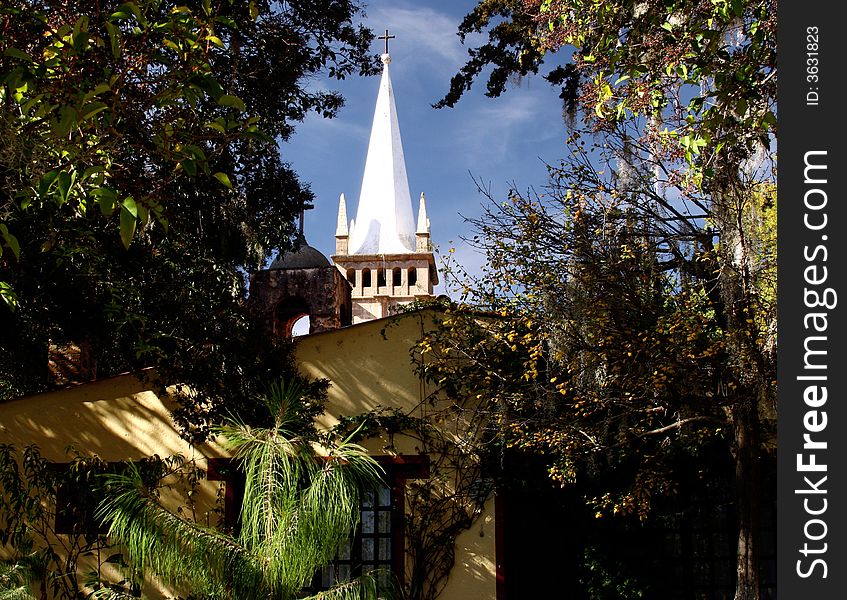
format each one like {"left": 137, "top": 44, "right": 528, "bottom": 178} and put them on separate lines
{"left": 332, "top": 36, "right": 437, "bottom": 323}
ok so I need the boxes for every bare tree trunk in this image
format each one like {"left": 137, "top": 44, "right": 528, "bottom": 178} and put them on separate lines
{"left": 711, "top": 150, "right": 772, "bottom": 600}
{"left": 731, "top": 398, "right": 761, "bottom": 600}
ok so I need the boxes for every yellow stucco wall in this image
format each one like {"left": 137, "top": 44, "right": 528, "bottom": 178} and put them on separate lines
{"left": 449, "top": 500, "right": 498, "bottom": 598}
{"left": 0, "top": 370, "right": 222, "bottom": 462}
{"left": 295, "top": 311, "right": 497, "bottom": 600}
{"left": 0, "top": 310, "right": 497, "bottom": 600}
{"left": 295, "top": 310, "right": 430, "bottom": 442}
{"left": 0, "top": 371, "right": 225, "bottom": 599}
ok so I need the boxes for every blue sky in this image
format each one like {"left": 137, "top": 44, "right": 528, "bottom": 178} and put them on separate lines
{"left": 283, "top": 0, "right": 571, "bottom": 293}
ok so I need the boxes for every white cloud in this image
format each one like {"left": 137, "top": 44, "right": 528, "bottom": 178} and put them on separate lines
{"left": 363, "top": 2, "right": 467, "bottom": 75}
{"left": 297, "top": 111, "right": 369, "bottom": 138}
{"left": 455, "top": 92, "right": 557, "bottom": 165}
{"left": 357, "top": 2, "right": 563, "bottom": 166}
{"left": 288, "top": 111, "right": 370, "bottom": 159}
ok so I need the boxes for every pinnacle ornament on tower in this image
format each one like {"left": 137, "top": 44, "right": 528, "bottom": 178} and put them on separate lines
{"left": 335, "top": 193, "right": 349, "bottom": 255}
{"left": 416, "top": 192, "right": 430, "bottom": 253}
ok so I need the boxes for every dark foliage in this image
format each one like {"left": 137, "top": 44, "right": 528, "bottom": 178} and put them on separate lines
{"left": 0, "top": 0, "right": 378, "bottom": 435}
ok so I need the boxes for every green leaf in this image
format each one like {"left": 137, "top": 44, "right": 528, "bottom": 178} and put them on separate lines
{"left": 20, "top": 93, "right": 44, "bottom": 116}
{"left": 180, "top": 159, "right": 197, "bottom": 177}
{"left": 731, "top": 0, "right": 744, "bottom": 17}
{"left": 184, "top": 145, "right": 207, "bottom": 161}
{"left": 191, "top": 74, "right": 224, "bottom": 98}
{"left": 120, "top": 206, "right": 137, "bottom": 249}
{"left": 57, "top": 171, "right": 72, "bottom": 204}
{"left": 72, "top": 18, "right": 91, "bottom": 53}
{"left": 243, "top": 125, "right": 272, "bottom": 144}
{"left": 6, "top": 236, "right": 20, "bottom": 260}
{"left": 0, "top": 224, "right": 21, "bottom": 260}
{"left": 38, "top": 170, "right": 60, "bottom": 196}
{"left": 215, "top": 16, "right": 238, "bottom": 29}
{"left": 11, "top": 79, "right": 27, "bottom": 102}
{"left": 3, "top": 47, "right": 32, "bottom": 62}
{"left": 104, "top": 21, "right": 121, "bottom": 58}
{"left": 163, "top": 38, "right": 181, "bottom": 53}
{"left": 137, "top": 203, "right": 150, "bottom": 227}
{"left": 0, "top": 281, "right": 18, "bottom": 310}
{"left": 213, "top": 172, "right": 233, "bottom": 189}
{"left": 92, "top": 187, "right": 117, "bottom": 216}
{"left": 81, "top": 101, "right": 108, "bottom": 121}
{"left": 205, "top": 120, "right": 227, "bottom": 133}
{"left": 54, "top": 105, "right": 77, "bottom": 137}
{"left": 120, "top": 196, "right": 138, "bottom": 218}
{"left": 218, "top": 94, "right": 246, "bottom": 111}
{"left": 82, "top": 165, "right": 106, "bottom": 182}
{"left": 116, "top": 2, "right": 145, "bottom": 25}
{"left": 18, "top": 191, "right": 33, "bottom": 210}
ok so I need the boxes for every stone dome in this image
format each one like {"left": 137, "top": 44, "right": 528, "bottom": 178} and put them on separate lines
{"left": 269, "top": 236, "right": 330, "bottom": 269}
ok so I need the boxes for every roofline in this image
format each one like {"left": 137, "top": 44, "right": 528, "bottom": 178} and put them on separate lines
{"left": 293, "top": 301, "right": 504, "bottom": 342}
{"left": 1, "top": 366, "right": 158, "bottom": 405}
{"left": 293, "top": 305, "right": 447, "bottom": 341}
{"left": 331, "top": 252, "right": 436, "bottom": 262}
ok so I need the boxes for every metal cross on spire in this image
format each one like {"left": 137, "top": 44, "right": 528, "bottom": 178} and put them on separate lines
{"left": 377, "top": 29, "right": 395, "bottom": 54}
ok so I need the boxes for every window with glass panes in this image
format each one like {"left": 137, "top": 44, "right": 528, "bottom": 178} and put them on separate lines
{"left": 208, "top": 455, "right": 430, "bottom": 591}
{"left": 316, "top": 482, "right": 394, "bottom": 590}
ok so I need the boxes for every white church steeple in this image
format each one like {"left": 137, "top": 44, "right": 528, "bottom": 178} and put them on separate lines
{"left": 332, "top": 33, "right": 438, "bottom": 324}
{"left": 346, "top": 49, "right": 416, "bottom": 255}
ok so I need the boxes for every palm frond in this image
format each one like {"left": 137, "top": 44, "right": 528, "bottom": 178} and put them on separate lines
{"left": 85, "top": 586, "right": 138, "bottom": 600}
{"left": 302, "top": 574, "right": 384, "bottom": 600}
{"left": 0, "top": 562, "right": 36, "bottom": 600}
{"left": 98, "top": 378, "right": 391, "bottom": 600}
{"left": 96, "top": 467, "right": 263, "bottom": 599}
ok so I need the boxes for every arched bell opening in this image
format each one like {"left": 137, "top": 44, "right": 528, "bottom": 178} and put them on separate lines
{"left": 274, "top": 296, "right": 312, "bottom": 338}
{"left": 291, "top": 315, "right": 311, "bottom": 337}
